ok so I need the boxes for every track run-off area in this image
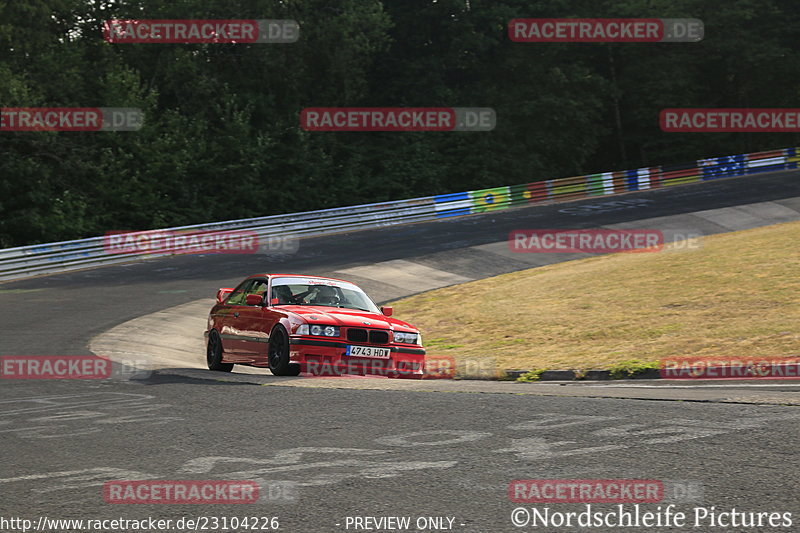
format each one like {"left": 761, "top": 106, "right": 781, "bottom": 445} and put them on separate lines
{"left": 1, "top": 170, "right": 799, "bottom": 532}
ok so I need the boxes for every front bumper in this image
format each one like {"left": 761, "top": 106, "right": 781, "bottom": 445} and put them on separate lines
{"left": 289, "top": 336, "right": 426, "bottom": 378}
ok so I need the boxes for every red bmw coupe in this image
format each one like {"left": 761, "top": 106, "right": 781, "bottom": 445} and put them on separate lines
{"left": 205, "top": 274, "right": 425, "bottom": 378}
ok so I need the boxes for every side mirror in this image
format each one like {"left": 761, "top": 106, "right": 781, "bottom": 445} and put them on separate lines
{"left": 381, "top": 306, "right": 393, "bottom": 316}
{"left": 245, "top": 294, "right": 264, "bottom": 306}
{"left": 270, "top": 297, "right": 280, "bottom": 306}
{"left": 216, "top": 288, "right": 233, "bottom": 304}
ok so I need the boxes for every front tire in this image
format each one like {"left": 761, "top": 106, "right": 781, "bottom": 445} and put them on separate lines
{"left": 207, "top": 331, "right": 233, "bottom": 372}
{"left": 268, "top": 326, "right": 301, "bottom": 376}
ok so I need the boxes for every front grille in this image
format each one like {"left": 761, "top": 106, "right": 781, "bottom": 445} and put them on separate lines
{"left": 347, "top": 328, "right": 368, "bottom": 342}
{"left": 346, "top": 328, "right": 390, "bottom": 344}
{"left": 369, "top": 330, "right": 389, "bottom": 344}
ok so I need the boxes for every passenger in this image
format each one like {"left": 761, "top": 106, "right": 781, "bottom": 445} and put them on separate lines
{"left": 312, "top": 285, "right": 340, "bottom": 306}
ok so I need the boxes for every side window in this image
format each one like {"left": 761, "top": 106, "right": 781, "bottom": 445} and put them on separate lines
{"left": 226, "top": 280, "right": 256, "bottom": 306}
{"left": 247, "top": 280, "right": 269, "bottom": 305}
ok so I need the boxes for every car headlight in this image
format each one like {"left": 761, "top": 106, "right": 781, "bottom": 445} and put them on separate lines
{"left": 297, "top": 323, "right": 339, "bottom": 337}
{"left": 393, "top": 331, "right": 419, "bottom": 344}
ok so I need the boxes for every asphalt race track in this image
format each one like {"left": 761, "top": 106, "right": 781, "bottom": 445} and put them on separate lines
{"left": 1, "top": 171, "right": 800, "bottom": 532}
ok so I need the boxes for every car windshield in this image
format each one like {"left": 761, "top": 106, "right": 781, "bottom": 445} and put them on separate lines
{"left": 270, "top": 276, "right": 380, "bottom": 313}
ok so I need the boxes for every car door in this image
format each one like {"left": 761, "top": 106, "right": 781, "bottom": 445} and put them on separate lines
{"left": 217, "top": 279, "right": 258, "bottom": 361}
{"left": 234, "top": 278, "right": 273, "bottom": 364}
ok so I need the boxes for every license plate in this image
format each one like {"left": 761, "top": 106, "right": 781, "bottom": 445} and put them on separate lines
{"left": 346, "top": 345, "right": 390, "bottom": 359}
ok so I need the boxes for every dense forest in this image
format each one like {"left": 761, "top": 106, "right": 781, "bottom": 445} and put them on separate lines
{"left": 2, "top": 0, "right": 800, "bottom": 247}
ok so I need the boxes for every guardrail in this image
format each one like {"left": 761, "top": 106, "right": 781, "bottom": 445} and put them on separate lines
{"left": 1, "top": 146, "right": 797, "bottom": 282}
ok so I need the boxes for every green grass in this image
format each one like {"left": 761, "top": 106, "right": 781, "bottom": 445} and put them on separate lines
{"left": 392, "top": 221, "right": 800, "bottom": 372}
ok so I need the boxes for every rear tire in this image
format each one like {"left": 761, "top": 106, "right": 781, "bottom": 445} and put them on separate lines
{"left": 207, "top": 331, "right": 233, "bottom": 372}
{"left": 268, "top": 326, "right": 301, "bottom": 376}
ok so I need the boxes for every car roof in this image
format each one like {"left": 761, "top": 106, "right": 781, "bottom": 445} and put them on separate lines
{"left": 249, "top": 273, "right": 354, "bottom": 284}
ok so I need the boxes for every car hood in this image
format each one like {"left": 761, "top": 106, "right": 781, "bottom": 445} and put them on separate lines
{"left": 281, "top": 305, "right": 417, "bottom": 331}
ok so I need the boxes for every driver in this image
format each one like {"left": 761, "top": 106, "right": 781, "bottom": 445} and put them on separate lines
{"left": 311, "top": 285, "right": 340, "bottom": 306}
{"left": 271, "top": 285, "right": 295, "bottom": 304}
